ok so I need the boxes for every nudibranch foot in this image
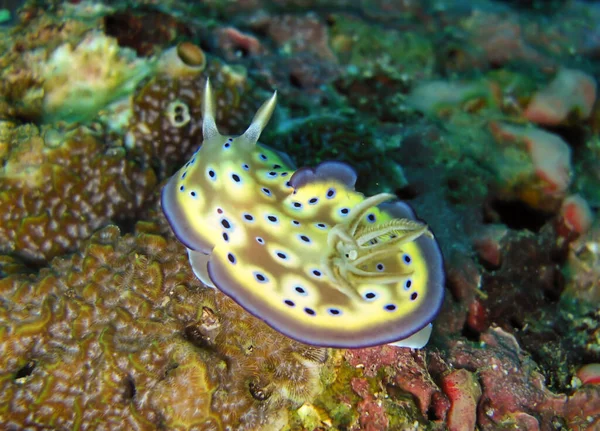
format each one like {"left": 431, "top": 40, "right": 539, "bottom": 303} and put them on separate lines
{"left": 388, "top": 323, "right": 433, "bottom": 349}
{"left": 188, "top": 249, "right": 216, "bottom": 288}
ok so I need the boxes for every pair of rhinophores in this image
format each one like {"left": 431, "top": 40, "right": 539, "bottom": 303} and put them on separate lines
{"left": 161, "top": 80, "right": 445, "bottom": 349}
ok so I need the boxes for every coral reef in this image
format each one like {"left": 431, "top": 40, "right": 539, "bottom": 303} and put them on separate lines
{"left": 0, "top": 218, "right": 329, "bottom": 430}
{"left": 0, "top": 124, "right": 156, "bottom": 263}
{"left": 103, "top": 8, "right": 192, "bottom": 56}
{"left": 0, "top": 0, "right": 599, "bottom": 429}
{"left": 38, "top": 31, "right": 153, "bottom": 123}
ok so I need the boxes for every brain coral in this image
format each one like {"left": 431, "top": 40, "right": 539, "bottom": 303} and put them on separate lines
{"left": 0, "top": 123, "right": 156, "bottom": 263}
{"left": 0, "top": 216, "right": 329, "bottom": 430}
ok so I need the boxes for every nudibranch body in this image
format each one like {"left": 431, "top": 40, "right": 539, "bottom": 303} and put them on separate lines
{"left": 162, "top": 80, "right": 445, "bottom": 349}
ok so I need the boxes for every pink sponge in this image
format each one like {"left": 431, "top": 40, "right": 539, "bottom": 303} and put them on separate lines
{"left": 491, "top": 122, "right": 572, "bottom": 194}
{"left": 441, "top": 369, "right": 481, "bottom": 431}
{"left": 525, "top": 68, "right": 597, "bottom": 125}
{"left": 560, "top": 194, "right": 593, "bottom": 235}
{"left": 577, "top": 363, "right": 600, "bottom": 386}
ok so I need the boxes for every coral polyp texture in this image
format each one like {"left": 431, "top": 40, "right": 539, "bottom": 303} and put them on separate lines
{"left": 0, "top": 222, "right": 329, "bottom": 430}
{"left": 0, "top": 124, "right": 156, "bottom": 263}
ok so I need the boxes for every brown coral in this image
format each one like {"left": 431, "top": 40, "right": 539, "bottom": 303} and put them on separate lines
{"left": 0, "top": 124, "right": 156, "bottom": 263}
{"left": 0, "top": 217, "right": 328, "bottom": 430}
{"left": 126, "top": 58, "right": 262, "bottom": 179}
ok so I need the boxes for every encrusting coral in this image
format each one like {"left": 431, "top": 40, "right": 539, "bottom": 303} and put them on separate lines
{"left": 0, "top": 216, "right": 329, "bottom": 430}
{"left": 0, "top": 123, "right": 156, "bottom": 263}
{"left": 38, "top": 31, "right": 153, "bottom": 123}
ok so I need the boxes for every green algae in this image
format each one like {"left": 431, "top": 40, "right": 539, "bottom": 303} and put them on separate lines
{"left": 330, "top": 14, "right": 435, "bottom": 81}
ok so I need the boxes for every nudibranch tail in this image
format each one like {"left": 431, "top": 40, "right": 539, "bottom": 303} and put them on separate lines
{"left": 162, "top": 82, "right": 445, "bottom": 349}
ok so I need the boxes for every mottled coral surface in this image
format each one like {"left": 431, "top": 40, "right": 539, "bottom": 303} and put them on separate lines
{"left": 0, "top": 218, "right": 328, "bottom": 430}
{"left": 1, "top": 0, "right": 600, "bottom": 430}
{"left": 0, "top": 124, "right": 156, "bottom": 263}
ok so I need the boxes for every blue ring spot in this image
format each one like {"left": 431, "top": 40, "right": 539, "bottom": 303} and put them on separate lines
{"left": 315, "top": 223, "right": 327, "bottom": 230}
{"left": 404, "top": 279, "right": 412, "bottom": 290}
{"left": 338, "top": 208, "right": 350, "bottom": 217}
{"left": 367, "top": 213, "right": 376, "bottom": 223}
{"left": 327, "top": 308, "right": 342, "bottom": 316}
{"left": 253, "top": 271, "right": 269, "bottom": 283}
{"left": 298, "top": 234, "right": 311, "bottom": 244}
{"left": 207, "top": 168, "right": 217, "bottom": 181}
{"left": 227, "top": 253, "right": 236, "bottom": 264}
{"left": 294, "top": 286, "right": 307, "bottom": 296}
{"left": 220, "top": 218, "right": 232, "bottom": 230}
{"left": 242, "top": 164, "right": 250, "bottom": 171}
{"left": 403, "top": 254, "right": 412, "bottom": 264}
{"left": 259, "top": 154, "right": 268, "bottom": 161}
{"left": 262, "top": 187, "right": 272, "bottom": 197}
{"left": 376, "top": 263, "right": 385, "bottom": 272}
{"left": 326, "top": 188, "right": 336, "bottom": 199}
{"left": 308, "top": 197, "right": 319, "bottom": 205}
{"left": 242, "top": 213, "right": 255, "bottom": 222}
{"left": 266, "top": 214, "right": 279, "bottom": 224}
{"left": 256, "top": 237, "right": 265, "bottom": 245}
{"left": 181, "top": 172, "right": 187, "bottom": 179}
{"left": 179, "top": 185, "right": 185, "bottom": 192}
{"left": 364, "top": 291, "right": 378, "bottom": 301}
{"left": 275, "top": 251, "right": 289, "bottom": 260}
{"left": 304, "top": 307, "right": 316, "bottom": 316}
{"left": 384, "top": 304, "right": 397, "bottom": 312}
{"left": 284, "top": 299, "right": 295, "bottom": 307}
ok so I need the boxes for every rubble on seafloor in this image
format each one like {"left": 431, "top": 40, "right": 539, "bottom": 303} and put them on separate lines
{"left": 0, "top": 0, "right": 599, "bottom": 430}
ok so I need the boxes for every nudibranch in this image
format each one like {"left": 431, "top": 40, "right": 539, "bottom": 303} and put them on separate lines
{"left": 161, "top": 80, "right": 445, "bottom": 349}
